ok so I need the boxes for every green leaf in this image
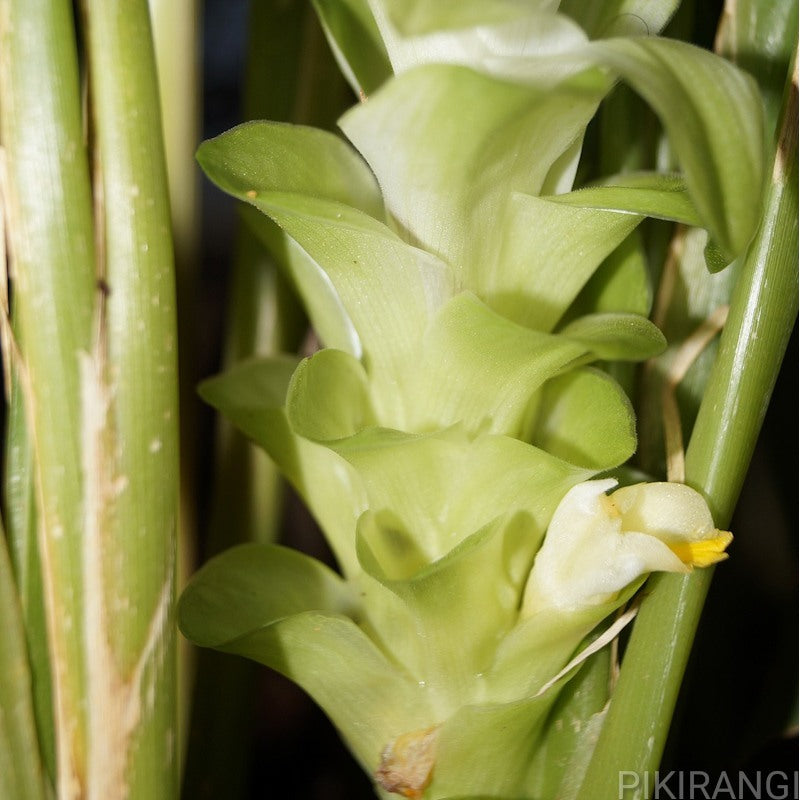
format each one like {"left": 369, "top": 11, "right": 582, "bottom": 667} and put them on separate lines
{"left": 200, "top": 354, "right": 298, "bottom": 413}
{"left": 339, "top": 64, "right": 609, "bottom": 285}
{"left": 566, "top": 229, "right": 652, "bottom": 319}
{"left": 715, "top": 0, "right": 798, "bottom": 136}
{"left": 356, "top": 509, "right": 430, "bottom": 582}
{"left": 430, "top": 684, "right": 569, "bottom": 799}
{"left": 333, "top": 427, "right": 592, "bottom": 562}
{"left": 241, "top": 205, "right": 361, "bottom": 356}
{"left": 561, "top": 0, "right": 679, "bottom": 38}
{"left": 375, "top": 0, "right": 557, "bottom": 35}
{"left": 559, "top": 312, "right": 666, "bottom": 360}
{"left": 531, "top": 367, "right": 636, "bottom": 470}
{"left": 286, "top": 349, "right": 376, "bottom": 441}
{"left": 371, "top": 0, "right": 586, "bottom": 90}
{"left": 532, "top": 647, "right": 611, "bottom": 800}
{"left": 357, "top": 512, "right": 537, "bottom": 702}
{"left": 238, "top": 612, "right": 433, "bottom": 772}
{"left": 491, "top": 192, "right": 643, "bottom": 331}
{"left": 555, "top": 172, "right": 702, "bottom": 227}
{"left": 433, "top": 797, "right": 520, "bottom": 800}
{"left": 541, "top": 134, "right": 585, "bottom": 196}
{"left": 197, "top": 121, "right": 383, "bottom": 218}
{"left": 199, "top": 358, "right": 367, "bottom": 575}
{"left": 204, "top": 128, "right": 381, "bottom": 355}
{"left": 434, "top": 797, "right": 521, "bottom": 800}
{"left": 592, "top": 37, "right": 765, "bottom": 262}
{"left": 178, "top": 543, "right": 356, "bottom": 647}
{"left": 703, "top": 237, "right": 729, "bottom": 274}
{"left": 333, "top": 26, "right": 763, "bottom": 272}
{"left": 313, "top": 0, "right": 392, "bottom": 96}
{"left": 178, "top": 545, "right": 432, "bottom": 771}
{"left": 487, "top": 583, "right": 640, "bottom": 703}
{"left": 238, "top": 193, "right": 455, "bottom": 417}
{"left": 408, "top": 293, "right": 590, "bottom": 436}
{"left": 368, "top": 1, "right": 590, "bottom": 82}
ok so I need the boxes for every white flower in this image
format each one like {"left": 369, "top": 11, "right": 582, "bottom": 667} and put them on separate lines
{"left": 522, "top": 479, "right": 732, "bottom": 614}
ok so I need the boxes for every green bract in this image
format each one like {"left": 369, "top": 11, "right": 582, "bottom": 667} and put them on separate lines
{"left": 179, "top": 2, "right": 763, "bottom": 798}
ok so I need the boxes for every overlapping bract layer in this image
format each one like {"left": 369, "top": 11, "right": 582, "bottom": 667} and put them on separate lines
{"left": 180, "top": 3, "right": 761, "bottom": 798}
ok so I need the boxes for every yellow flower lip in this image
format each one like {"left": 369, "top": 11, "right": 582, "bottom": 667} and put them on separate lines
{"left": 668, "top": 530, "right": 733, "bottom": 568}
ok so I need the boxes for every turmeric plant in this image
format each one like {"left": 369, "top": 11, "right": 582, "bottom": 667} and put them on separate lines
{"left": 179, "top": 2, "right": 796, "bottom": 798}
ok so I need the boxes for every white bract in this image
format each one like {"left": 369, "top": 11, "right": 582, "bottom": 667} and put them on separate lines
{"left": 522, "top": 479, "right": 732, "bottom": 614}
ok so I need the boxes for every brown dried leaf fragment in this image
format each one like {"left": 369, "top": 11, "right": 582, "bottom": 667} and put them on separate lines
{"left": 375, "top": 725, "right": 440, "bottom": 799}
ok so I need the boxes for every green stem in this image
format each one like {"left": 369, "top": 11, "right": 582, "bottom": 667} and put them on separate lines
{"left": 0, "top": 0, "right": 96, "bottom": 794}
{"left": 576, "top": 60, "right": 798, "bottom": 800}
{"left": 147, "top": 0, "right": 201, "bottom": 770}
{"left": 147, "top": 0, "right": 201, "bottom": 273}
{"left": 0, "top": 522, "right": 48, "bottom": 800}
{"left": 81, "top": 0, "right": 179, "bottom": 796}
{"left": 3, "top": 349, "right": 56, "bottom": 783}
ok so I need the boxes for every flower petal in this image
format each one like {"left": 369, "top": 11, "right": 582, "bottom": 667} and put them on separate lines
{"left": 521, "top": 479, "right": 730, "bottom": 614}
{"left": 610, "top": 481, "right": 718, "bottom": 543}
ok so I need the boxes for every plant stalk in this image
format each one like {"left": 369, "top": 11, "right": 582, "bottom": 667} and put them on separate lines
{"left": 0, "top": 0, "right": 96, "bottom": 795}
{"left": 576, "top": 57, "right": 798, "bottom": 800}
{"left": 0, "top": 521, "right": 48, "bottom": 800}
{"left": 80, "top": 0, "right": 179, "bottom": 796}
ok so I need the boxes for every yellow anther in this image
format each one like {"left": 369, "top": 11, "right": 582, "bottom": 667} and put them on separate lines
{"left": 669, "top": 530, "right": 733, "bottom": 568}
